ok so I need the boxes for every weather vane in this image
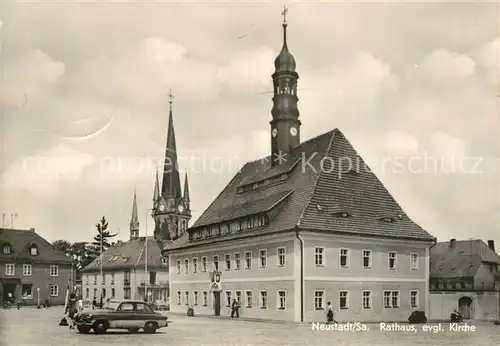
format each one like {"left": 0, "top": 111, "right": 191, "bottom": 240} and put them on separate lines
{"left": 281, "top": 6, "right": 288, "bottom": 24}
{"left": 168, "top": 88, "right": 174, "bottom": 106}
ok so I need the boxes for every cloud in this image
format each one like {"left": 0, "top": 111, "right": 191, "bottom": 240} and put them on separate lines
{"left": 383, "top": 131, "right": 419, "bottom": 156}
{"left": 418, "top": 49, "right": 476, "bottom": 84}
{"left": 426, "top": 131, "right": 468, "bottom": 173}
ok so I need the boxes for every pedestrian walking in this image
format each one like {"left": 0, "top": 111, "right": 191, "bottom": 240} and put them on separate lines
{"left": 231, "top": 299, "right": 240, "bottom": 318}
{"left": 92, "top": 297, "right": 97, "bottom": 310}
{"left": 67, "top": 293, "right": 78, "bottom": 330}
{"left": 326, "top": 302, "right": 337, "bottom": 323}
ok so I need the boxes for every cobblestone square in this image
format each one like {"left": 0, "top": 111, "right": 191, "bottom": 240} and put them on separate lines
{"left": 1, "top": 308, "right": 499, "bottom": 345}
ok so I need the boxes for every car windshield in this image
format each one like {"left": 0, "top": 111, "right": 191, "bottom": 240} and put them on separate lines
{"left": 101, "top": 301, "right": 120, "bottom": 310}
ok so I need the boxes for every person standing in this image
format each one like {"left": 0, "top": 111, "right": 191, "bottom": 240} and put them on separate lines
{"left": 231, "top": 299, "right": 240, "bottom": 318}
{"left": 326, "top": 301, "right": 335, "bottom": 323}
{"left": 92, "top": 297, "right": 97, "bottom": 310}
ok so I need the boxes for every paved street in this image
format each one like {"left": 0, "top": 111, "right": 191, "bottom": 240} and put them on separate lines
{"left": 1, "top": 307, "right": 499, "bottom": 345}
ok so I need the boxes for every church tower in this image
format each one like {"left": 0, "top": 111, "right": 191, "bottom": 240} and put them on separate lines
{"left": 129, "top": 188, "right": 140, "bottom": 241}
{"left": 152, "top": 90, "right": 192, "bottom": 241}
{"left": 270, "top": 6, "right": 301, "bottom": 165}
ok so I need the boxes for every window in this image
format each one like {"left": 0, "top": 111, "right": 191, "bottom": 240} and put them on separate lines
{"left": 202, "top": 291, "right": 208, "bottom": 306}
{"left": 176, "top": 260, "right": 181, "bottom": 274}
{"left": 49, "top": 284, "right": 59, "bottom": 297}
{"left": 111, "top": 288, "right": 115, "bottom": 298}
{"left": 184, "top": 259, "right": 189, "bottom": 274}
{"left": 314, "top": 247, "right": 324, "bottom": 267}
{"left": 193, "top": 258, "right": 198, "bottom": 273}
{"left": 277, "top": 247, "right": 286, "bottom": 267}
{"left": 245, "top": 291, "right": 253, "bottom": 308}
{"left": 362, "top": 250, "right": 371, "bottom": 269}
{"left": 124, "top": 288, "right": 131, "bottom": 299}
{"left": 388, "top": 252, "right": 397, "bottom": 270}
{"left": 383, "top": 291, "right": 399, "bottom": 308}
{"left": 119, "top": 302, "right": 134, "bottom": 311}
{"left": 410, "top": 253, "right": 418, "bottom": 270}
{"left": 136, "top": 303, "right": 154, "bottom": 313}
{"left": 235, "top": 291, "right": 242, "bottom": 305}
{"left": 225, "top": 254, "right": 231, "bottom": 271}
{"left": 226, "top": 291, "right": 232, "bottom": 307}
{"left": 30, "top": 246, "right": 38, "bottom": 256}
{"left": 111, "top": 273, "right": 115, "bottom": 285}
{"left": 3, "top": 245, "right": 11, "bottom": 254}
{"left": 339, "top": 249, "right": 349, "bottom": 268}
{"left": 259, "top": 249, "right": 267, "bottom": 268}
{"left": 85, "top": 288, "right": 89, "bottom": 298}
{"left": 213, "top": 256, "right": 219, "bottom": 271}
{"left": 201, "top": 257, "right": 207, "bottom": 272}
{"left": 362, "top": 291, "right": 371, "bottom": 309}
{"left": 277, "top": 290, "right": 286, "bottom": 309}
{"left": 314, "top": 291, "right": 324, "bottom": 309}
{"left": 93, "top": 288, "right": 97, "bottom": 298}
{"left": 184, "top": 291, "right": 189, "bottom": 305}
{"left": 176, "top": 291, "right": 181, "bottom": 305}
{"left": 410, "top": 291, "right": 418, "bottom": 308}
{"left": 93, "top": 274, "right": 97, "bottom": 285}
{"left": 102, "top": 288, "right": 106, "bottom": 298}
{"left": 244, "top": 251, "right": 252, "bottom": 269}
{"left": 102, "top": 274, "right": 106, "bottom": 285}
{"left": 193, "top": 291, "right": 198, "bottom": 306}
{"left": 234, "top": 253, "right": 241, "bottom": 270}
{"left": 50, "top": 265, "right": 59, "bottom": 277}
{"left": 5, "top": 264, "right": 14, "bottom": 276}
{"left": 22, "top": 264, "right": 32, "bottom": 276}
{"left": 260, "top": 291, "right": 268, "bottom": 309}
{"left": 339, "top": 291, "right": 349, "bottom": 309}
{"left": 21, "top": 284, "right": 33, "bottom": 299}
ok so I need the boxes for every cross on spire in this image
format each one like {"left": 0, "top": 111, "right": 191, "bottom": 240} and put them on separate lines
{"left": 168, "top": 88, "right": 174, "bottom": 106}
{"left": 281, "top": 6, "right": 288, "bottom": 24}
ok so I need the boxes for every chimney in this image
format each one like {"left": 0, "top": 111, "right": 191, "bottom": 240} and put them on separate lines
{"left": 449, "top": 238, "right": 456, "bottom": 248}
{"left": 487, "top": 240, "right": 495, "bottom": 252}
{"left": 29, "top": 228, "right": 35, "bottom": 231}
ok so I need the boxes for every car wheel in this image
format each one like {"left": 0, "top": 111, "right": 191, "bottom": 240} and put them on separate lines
{"left": 144, "top": 321, "right": 157, "bottom": 334}
{"left": 93, "top": 320, "right": 108, "bottom": 334}
{"left": 77, "top": 325, "right": 91, "bottom": 334}
{"left": 128, "top": 328, "right": 140, "bottom": 333}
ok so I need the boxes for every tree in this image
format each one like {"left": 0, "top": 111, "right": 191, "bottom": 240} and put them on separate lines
{"left": 92, "top": 216, "right": 117, "bottom": 254}
{"left": 53, "top": 240, "right": 72, "bottom": 257}
{"left": 52, "top": 240, "right": 95, "bottom": 270}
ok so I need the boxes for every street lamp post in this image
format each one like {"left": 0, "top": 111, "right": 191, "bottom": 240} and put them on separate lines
{"left": 145, "top": 208, "right": 154, "bottom": 302}
{"left": 37, "top": 288, "right": 40, "bottom": 309}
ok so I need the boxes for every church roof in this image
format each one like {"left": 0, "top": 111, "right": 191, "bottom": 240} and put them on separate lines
{"left": 165, "top": 128, "right": 435, "bottom": 252}
{"left": 81, "top": 236, "right": 166, "bottom": 272}
{"left": 430, "top": 239, "right": 500, "bottom": 279}
{"left": 0, "top": 228, "right": 73, "bottom": 265}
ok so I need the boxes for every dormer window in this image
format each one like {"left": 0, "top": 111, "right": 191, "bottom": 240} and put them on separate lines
{"left": 378, "top": 217, "right": 396, "bottom": 223}
{"left": 3, "top": 244, "right": 11, "bottom": 254}
{"left": 29, "top": 245, "right": 39, "bottom": 256}
{"left": 333, "top": 211, "right": 351, "bottom": 218}
{"left": 346, "top": 169, "right": 360, "bottom": 176}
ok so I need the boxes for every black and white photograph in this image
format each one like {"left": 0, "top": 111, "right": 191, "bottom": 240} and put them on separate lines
{"left": 0, "top": 1, "right": 499, "bottom": 345}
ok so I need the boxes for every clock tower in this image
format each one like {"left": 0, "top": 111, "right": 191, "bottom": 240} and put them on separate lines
{"left": 270, "top": 6, "right": 301, "bottom": 165}
{"left": 152, "top": 90, "right": 191, "bottom": 241}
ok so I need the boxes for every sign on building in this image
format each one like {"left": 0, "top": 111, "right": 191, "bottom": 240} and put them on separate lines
{"left": 209, "top": 271, "right": 222, "bottom": 291}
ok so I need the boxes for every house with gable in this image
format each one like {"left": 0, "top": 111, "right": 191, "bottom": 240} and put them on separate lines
{"left": 429, "top": 239, "right": 500, "bottom": 320}
{"left": 0, "top": 227, "right": 74, "bottom": 306}
{"left": 162, "top": 11, "right": 436, "bottom": 323}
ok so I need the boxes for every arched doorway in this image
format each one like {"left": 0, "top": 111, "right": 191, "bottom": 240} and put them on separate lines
{"left": 458, "top": 296, "right": 473, "bottom": 319}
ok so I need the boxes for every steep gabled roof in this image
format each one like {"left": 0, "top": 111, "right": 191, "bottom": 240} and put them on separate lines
{"left": 0, "top": 228, "right": 72, "bottom": 265}
{"left": 81, "top": 236, "right": 166, "bottom": 272}
{"left": 167, "top": 128, "right": 435, "bottom": 252}
{"left": 430, "top": 239, "right": 500, "bottom": 278}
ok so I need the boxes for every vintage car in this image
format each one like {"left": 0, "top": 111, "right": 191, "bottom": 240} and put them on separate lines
{"left": 152, "top": 300, "right": 169, "bottom": 311}
{"left": 73, "top": 299, "right": 170, "bottom": 334}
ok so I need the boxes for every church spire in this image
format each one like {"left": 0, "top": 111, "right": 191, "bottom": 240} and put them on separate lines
{"left": 183, "top": 172, "right": 190, "bottom": 210}
{"left": 153, "top": 166, "right": 160, "bottom": 207}
{"left": 161, "top": 89, "right": 182, "bottom": 201}
{"left": 270, "top": 6, "right": 301, "bottom": 165}
{"left": 129, "top": 187, "right": 140, "bottom": 240}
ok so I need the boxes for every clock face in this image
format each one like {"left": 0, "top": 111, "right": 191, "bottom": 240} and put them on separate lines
{"left": 159, "top": 204, "right": 165, "bottom": 212}
{"left": 178, "top": 205, "right": 184, "bottom": 213}
{"left": 290, "top": 127, "right": 297, "bottom": 136}
{"left": 272, "top": 128, "right": 277, "bottom": 137}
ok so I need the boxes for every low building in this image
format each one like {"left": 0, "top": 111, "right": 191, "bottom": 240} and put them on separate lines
{"left": 429, "top": 239, "right": 500, "bottom": 320}
{"left": 163, "top": 13, "right": 436, "bottom": 323}
{"left": 0, "top": 227, "right": 74, "bottom": 306}
{"left": 81, "top": 191, "right": 169, "bottom": 303}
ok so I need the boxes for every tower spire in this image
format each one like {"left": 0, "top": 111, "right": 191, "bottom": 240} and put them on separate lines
{"left": 153, "top": 166, "right": 160, "bottom": 207}
{"left": 183, "top": 172, "right": 190, "bottom": 208}
{"left": 161, "top": 89, "right": 182, "bottom": 201}
{"left": 130, "top": 187, "right": 140, "bottom": 240}
{"left": 270, "top": 6, "right": 301, "bottom": 165}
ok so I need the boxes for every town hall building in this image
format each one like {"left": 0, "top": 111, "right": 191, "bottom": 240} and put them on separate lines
{"left": 163, "top": 9, "right": 437, "bottom": 323}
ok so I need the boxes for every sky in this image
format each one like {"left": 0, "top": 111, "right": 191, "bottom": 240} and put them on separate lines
{"left": 1, "top": 1, "right": 499, "bottom": 248}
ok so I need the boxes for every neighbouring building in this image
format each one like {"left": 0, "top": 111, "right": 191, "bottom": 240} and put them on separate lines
{"left": 429, "top": 239, "right": 500, "bottom": 320}
{"left": 163, "top": 12, "right": 436, "bottom": 323}
{"left": 81, "top": 190, "right": 169, "bottom": 303}
{"left": 0, "top": 227, "right": 74, "bottom": 306}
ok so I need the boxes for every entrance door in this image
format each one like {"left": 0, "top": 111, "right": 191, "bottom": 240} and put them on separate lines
{"left": 458, "top": 296, "right": 473, "bottom": 319}
{"left": 213, "top": 291, "right": 221, "bottom": 316}
{"left": 2, "top": 283, "right": 17, "bottom": 302}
